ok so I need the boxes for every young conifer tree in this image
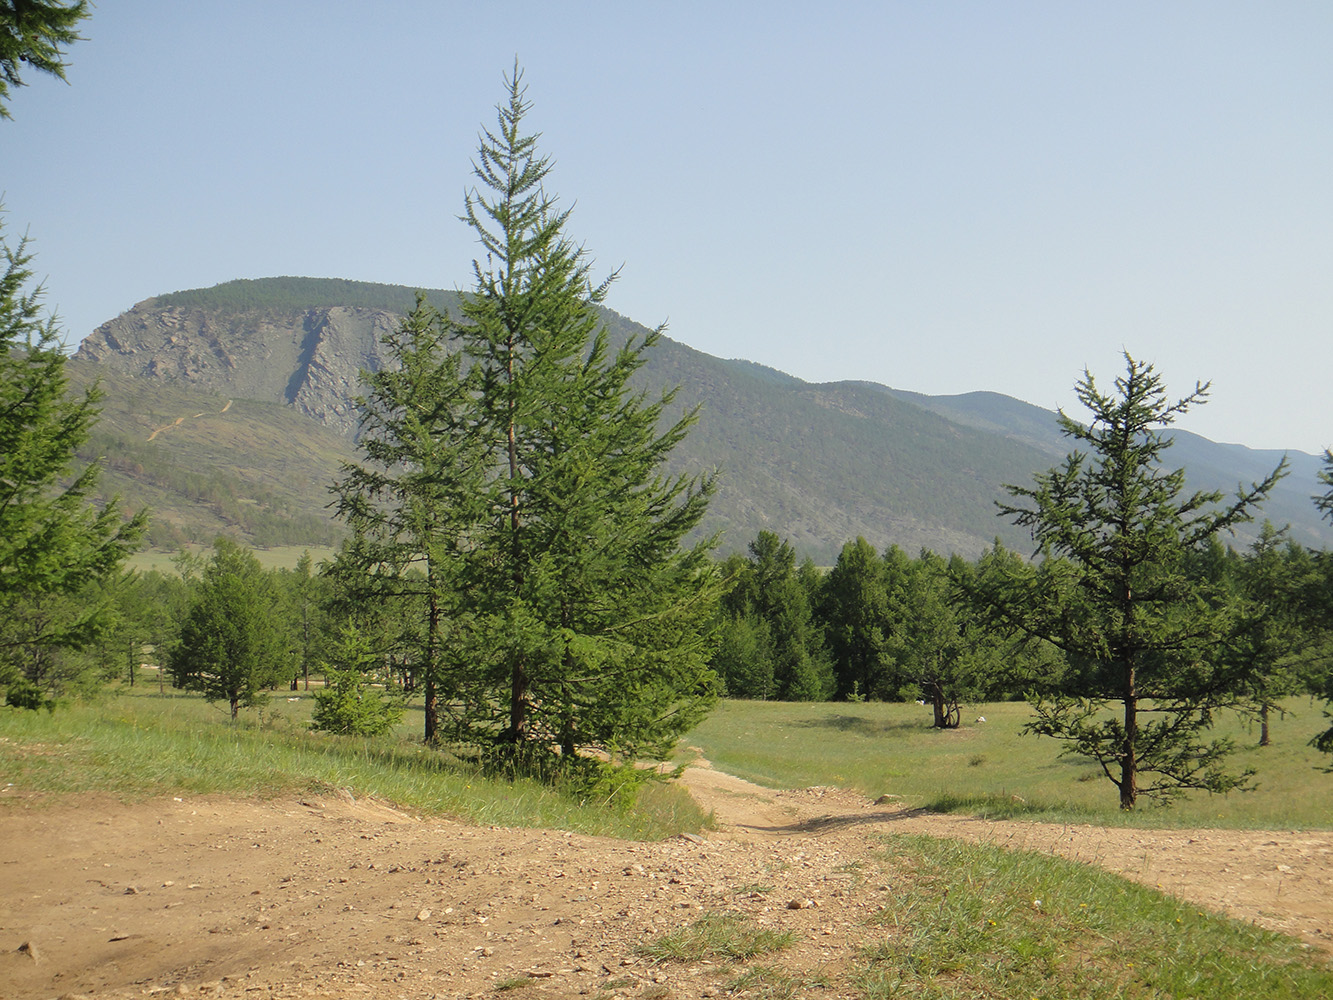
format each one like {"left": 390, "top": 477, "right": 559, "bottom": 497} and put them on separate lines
{"left": 329, "top": 296, "right": 487, "bottom": 743}
{"left": 1, "top": 221, "right": 147, "bottom": 707}
{"left": 168, "top": 539, "right": 287, "bottom": 720}
{"left": 975, "top": 354, "right": 1285, "bottom": 809}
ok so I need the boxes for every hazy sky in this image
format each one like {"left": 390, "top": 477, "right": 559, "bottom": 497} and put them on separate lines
{"left": 5, "top": 1, "right": 1331, "bottom": 454}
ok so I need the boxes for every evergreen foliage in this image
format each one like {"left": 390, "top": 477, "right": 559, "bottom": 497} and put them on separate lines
{"left": 1214, "top": 525, "right": 1322, "bottom": 747}
{"left": 330, "top": 295, "right": 487, "bottom": 742}
{"left": 1317, "top": 449, "right": 1333, "bottom": 524}
{"left": 714, "top": 532, "right": 833, "bottom": 700}
{"left": 334, "top": 67, "right": 721, "bottom": 765}
{"left": 276, "top": 551, "right": 332, "bottom": 691}
{"left": 310, "top": 625, "right": 404, "bottom": 737}
{"left": 973, "top": 354, "right": 1286, "bottom": 809}
{"left": 885, "top": 550, "right": 1006, "bottom": 728}
{"left": 0, "top": 218, "right": 147, "bottom": 707}
{"left": 0, "top": 0, "right": 88, "bottom": 119}
{"left": 168, "top": 539, "right": 288, "bottom": 719}
{"left": 819, "top": 538, "right": 891, "bottom": 700}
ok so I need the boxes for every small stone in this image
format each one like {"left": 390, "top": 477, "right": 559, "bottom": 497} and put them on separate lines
{"left": 17, "top": 940, "right": 38, "bottom": 962}
{"left": 416, "top": 909, "right": 432, "bottom": 921}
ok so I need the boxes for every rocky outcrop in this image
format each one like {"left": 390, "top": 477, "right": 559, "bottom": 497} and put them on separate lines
{"left": 76, "top": 302, "right": 401, "bottom": 436}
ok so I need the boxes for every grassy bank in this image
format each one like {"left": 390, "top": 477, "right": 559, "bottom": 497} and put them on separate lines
{"left": 852, "top": 832, "right": 1332, "bottom": 998}
{"left": 682, "top": 698, "right": 1333, "bottom": 829}
{"left": 0, "top": 688, "right": 707, "bottom": 840}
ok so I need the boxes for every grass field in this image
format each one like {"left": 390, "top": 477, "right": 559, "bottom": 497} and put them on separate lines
{"left": 4, "top": 688, "right": 1333, "bottom": 997}
{"left": 681, "top": 697, "right": 1333, "bottom": 829}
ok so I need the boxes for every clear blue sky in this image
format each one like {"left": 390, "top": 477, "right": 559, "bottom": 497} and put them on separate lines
{"left": 5, "top": 1, "right": 1331, "bottom": 454}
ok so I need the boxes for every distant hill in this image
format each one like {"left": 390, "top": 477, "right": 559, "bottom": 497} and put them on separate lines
{"left": 73, "top": 277, "right": 1333, "bottom": 561}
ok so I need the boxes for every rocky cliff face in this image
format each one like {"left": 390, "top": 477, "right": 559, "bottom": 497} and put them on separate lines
{"left": 75, "top": 302, "right": 401, "bottom": 436}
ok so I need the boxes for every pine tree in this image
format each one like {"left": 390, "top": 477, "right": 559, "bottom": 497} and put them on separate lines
{"left": 335, "top": 67, "right": 720, "bottom": 763}
{"left": 328, "top": 294, "right": 485, "bottom": 742}
{"left": 975, "top": 354, "right": 1285, "bottom": 809}
{"left": 1, "top": 218, "right": 147, "bottom": 706}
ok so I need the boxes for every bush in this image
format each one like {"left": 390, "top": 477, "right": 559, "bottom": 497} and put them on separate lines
{"left": 310, "top": 668, "right": 403, "bottom": 737}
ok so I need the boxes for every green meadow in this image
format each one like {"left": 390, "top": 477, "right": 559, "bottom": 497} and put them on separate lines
{"left": 5, "top": 690, "right": 1333, "bottom": 997}
{"left": 683, "top": 697, "right": 1333, "bottom": 829}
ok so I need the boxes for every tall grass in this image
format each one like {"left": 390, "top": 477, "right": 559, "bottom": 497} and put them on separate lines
{"left": 0, "top": 688, "right": 708, "bottom": 840}
{"left": 683, "top": 698, "right": 1333, "bottom": 829}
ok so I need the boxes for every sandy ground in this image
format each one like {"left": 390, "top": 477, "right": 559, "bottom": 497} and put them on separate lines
{"left": 2, "top": 762, "right": 1331, "bottom": 999}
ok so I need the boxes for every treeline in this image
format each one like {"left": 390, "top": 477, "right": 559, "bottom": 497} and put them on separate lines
{"left": 150, "top": 277, "right": 460, "bottom": 317}
{"left": 1, "top": 546, "right": 337, "bottom": 714}
{"left": 712, "top": 526, "right": 1331, "bottom": 728}
{"left": 713, "top": 532, "right": 1065, "bottom": 725}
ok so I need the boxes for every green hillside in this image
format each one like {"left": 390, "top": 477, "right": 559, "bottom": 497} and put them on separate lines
{"left": 68, "top": 362, "right": 355, "bottom": 551}
{"left": 73, "top": 276, "right": 1333, "bottom": 560}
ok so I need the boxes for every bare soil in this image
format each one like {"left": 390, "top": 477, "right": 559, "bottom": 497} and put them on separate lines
{"left": 2, "top": 760, "right": 1331, "bottom": 999}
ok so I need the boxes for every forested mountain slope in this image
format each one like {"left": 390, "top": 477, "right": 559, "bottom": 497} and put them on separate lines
{"left": 73, "top": 277, "right": 1333, "bottom": 560}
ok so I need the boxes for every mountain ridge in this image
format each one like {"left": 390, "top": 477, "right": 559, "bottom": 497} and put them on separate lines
{"left": 73, "top": 277, "right": 1333, "bottom": 561}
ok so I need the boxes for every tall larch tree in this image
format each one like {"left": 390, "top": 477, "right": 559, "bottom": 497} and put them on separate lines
{"left": 335, "top": 66, "right": 721, "bottom": 763}
{"left": 454, "top": 66, "right": 720, "bottom": 761}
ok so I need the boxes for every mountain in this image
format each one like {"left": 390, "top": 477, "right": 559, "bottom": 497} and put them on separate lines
{"left": 72, "top": 277, "right": 1333, "bottom": 562}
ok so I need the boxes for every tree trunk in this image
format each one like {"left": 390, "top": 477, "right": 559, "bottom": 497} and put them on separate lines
{"left": 424, "top": 585, "right": 441, "bottom": 744}
{"left": 930, "top": 682, "right": 948, "bottom": 729}
{"left": 1120, "top": 661, "right": 1138, "bottom": 810}
{"left": 1259, "top": 702, "right": 1271, "bottom": 747}
{"left": 503, "top": 333, "right": 528, "bottom": 746}
{"left": 506, "top": 656, "right": 529, "bottom": 743}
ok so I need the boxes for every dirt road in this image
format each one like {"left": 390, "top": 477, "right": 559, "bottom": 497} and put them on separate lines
{"left": 2, "top": 763, "right": 1330, "bottom": 999}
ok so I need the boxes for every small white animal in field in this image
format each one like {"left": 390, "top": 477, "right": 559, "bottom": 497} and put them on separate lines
{"left": 976, "top": 716, "right": 986, "bottom": 723}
